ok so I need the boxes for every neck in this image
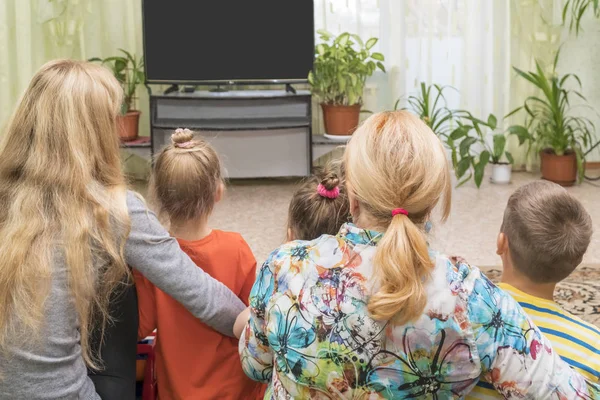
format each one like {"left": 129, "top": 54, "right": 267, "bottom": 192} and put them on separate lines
{"left": 170, "top": 216, "right": 211, "bottom": 241}
{"left": 353, "top": 213, "right": 387, "bottom": 233}
{"left": 501, "top": 266, "right": 556, "bottom": 301}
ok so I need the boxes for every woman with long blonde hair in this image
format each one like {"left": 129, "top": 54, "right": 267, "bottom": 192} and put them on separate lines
{"left": 0, "top": 60, "right": 244, "bottom": 399}
{"left": 239, "top": 111, "right": 600, "bottom": 398}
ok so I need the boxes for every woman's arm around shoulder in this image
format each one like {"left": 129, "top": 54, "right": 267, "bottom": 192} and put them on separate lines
{"left": 460, "top": 261, "right": 600, "bottom": 398}
{"left": 124, "top": 191, "right": 245, "bottom": 337}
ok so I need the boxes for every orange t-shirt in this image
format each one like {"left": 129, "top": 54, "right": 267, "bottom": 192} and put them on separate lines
{"left": 135, "top": 230, "right": 265, "bottom": 400}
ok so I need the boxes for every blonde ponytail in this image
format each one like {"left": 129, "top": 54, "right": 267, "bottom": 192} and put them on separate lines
{"left": 344, "top": 111, "right": 451, "bottom": 324}
{"left": 368, "top": 214, "right": 433, "bottom": 323}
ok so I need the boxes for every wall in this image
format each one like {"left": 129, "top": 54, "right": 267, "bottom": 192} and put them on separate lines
{"left": 558, "top": 12, "right": 600, "bottom": 162}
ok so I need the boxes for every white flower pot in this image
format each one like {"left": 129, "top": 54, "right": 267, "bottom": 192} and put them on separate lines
{"left": 491, "top": 163, "right": 512, "bottom": 184}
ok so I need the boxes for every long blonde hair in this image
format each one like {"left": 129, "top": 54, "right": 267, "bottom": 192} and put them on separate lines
{"left": 344, "top": 111, "right": 451, "bottom": 324}
{"left": 0, "top": 60, "right": 130, "bottom": 368}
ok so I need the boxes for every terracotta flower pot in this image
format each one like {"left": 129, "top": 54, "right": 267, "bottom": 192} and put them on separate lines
{"left": 117, "top": 110, "right": 141, "bottom": 142}
{"left": 321, "top": 104, "right": 361, "bottom": 136}
{"left": 540, "top": 149, "right": 577, "bottom": 186}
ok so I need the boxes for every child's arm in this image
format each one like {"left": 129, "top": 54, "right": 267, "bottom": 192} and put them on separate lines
{"left": 133, "top": 270, "right": 157, "bottom": 340}
{"left": 234, "top": 307, "right": 250, "bottom": 339}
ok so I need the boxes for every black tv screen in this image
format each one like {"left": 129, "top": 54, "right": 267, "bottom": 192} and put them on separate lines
{"left": 142, "top": 0, "right": 314, "bottom": 84}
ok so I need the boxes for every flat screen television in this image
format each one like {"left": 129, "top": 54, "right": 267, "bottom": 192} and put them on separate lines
{"left": 142, "top": 0, "right": 314, "bottom": 84}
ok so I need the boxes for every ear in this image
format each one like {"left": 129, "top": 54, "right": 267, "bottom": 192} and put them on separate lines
{"left": 214, "top": 182, "right": 224, "bottom": 203}
{"left": 496, "top": 232, "right": 508, "bottom": 256}
{"left": 346, "top": 184, "right": 360, "bottom": 219}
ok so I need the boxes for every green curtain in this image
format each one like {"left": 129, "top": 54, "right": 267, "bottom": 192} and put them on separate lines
{"left": 0, "top": 0, "right": 149, "bottom": 178}
{"left": 508, "top": 0, "right": 563, "bottom": 171}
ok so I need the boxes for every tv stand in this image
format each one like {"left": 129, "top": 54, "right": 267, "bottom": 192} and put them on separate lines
{"left": 149, "top": 90, "right": 312, "bottom": 178}
{"left": 285, "top": 83, "right": 297, "bottom": 94}
{"left": 209, "top": 85, "right": 229, "bottom": 93}
{"left": 163, "top": 84, "right": 179, "bottom": 95}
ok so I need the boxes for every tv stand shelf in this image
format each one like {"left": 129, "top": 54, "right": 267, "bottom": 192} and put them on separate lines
{"left": 150, "top": 90, "right": 312, "bottom": 178}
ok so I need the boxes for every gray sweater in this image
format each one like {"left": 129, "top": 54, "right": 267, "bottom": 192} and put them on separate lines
{"left": 0, "top": 191, "right": 246, "bottom": 399}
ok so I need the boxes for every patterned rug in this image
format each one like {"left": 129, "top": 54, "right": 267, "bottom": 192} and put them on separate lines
{"left": 482, "top": 266, "right": 600, "bottom": 328}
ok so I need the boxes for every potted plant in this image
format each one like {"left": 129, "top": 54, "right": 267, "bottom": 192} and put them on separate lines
{"left": 396, "top": 82, "right": 457, "bottom": 142}
{"left": 562, "top": 0, "right": 600, "bottom": 34}
{"left": 449, "top": 113, "right": 514, "bottom": 187}
{"left": 507, "top": 52, "right": 595, "bottom": 186}
{"left": 90, "top": 49, "right": 145, "bottom": 142}
{"left": 308, "top": 31, "right": 385, "bottom": 136}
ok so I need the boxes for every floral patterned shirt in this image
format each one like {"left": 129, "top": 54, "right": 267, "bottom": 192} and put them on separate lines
{"left": 239, "top": 223, "right": 600, "bottom": 399}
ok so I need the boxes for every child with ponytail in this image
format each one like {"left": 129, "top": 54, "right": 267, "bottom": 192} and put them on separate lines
{"left": 233, "top": 165, "right": 349, "bottom": 337}
{"left": 135, "top": 129, "right": 264, "bottom": 400}
{"left": 239, "top": 111, "right": 600, "bottom": 398}
{"left": 286, "top": 165, "right": 350, "bottom": 241}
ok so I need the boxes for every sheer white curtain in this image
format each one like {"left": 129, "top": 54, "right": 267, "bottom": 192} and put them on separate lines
{"left": 313, "top": 0, "right": 511, "bottom": 136}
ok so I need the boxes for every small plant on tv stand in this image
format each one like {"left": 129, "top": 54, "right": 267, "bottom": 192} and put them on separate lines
{"left": 89, "top": 49, "right": 145, "bottom": 142}
{"left": 308, "top": 31, "right": 385, "bottom": 137}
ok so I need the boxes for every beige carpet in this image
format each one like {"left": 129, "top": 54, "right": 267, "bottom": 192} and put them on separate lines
{"left": 131, "top": 172, "right": 600, "bottom": 326}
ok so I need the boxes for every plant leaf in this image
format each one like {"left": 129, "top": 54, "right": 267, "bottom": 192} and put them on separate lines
{"left": 493, "top": 134, "right": 506, "bottom": 161}
{"left": 460, "top": 137, "right": 477, "bottom": 157}
{"left": 350, "top": 34, "right": 364, "bottom": 47}
{"left": 371, "top": 52, "right": 384, "bottom": 61}
{"left": 456, "top": 172, "right": 473, "bottom": 188}
{"left": 505, "top": 151, "right": 514, "bottom": 164}
{"left": 317, "top": 29, "right": 332, "bottom": 39}
{"left": 365, "top": 37, "right": 378, "bottom": 50}
{"left": 316, "top": 44, "right": 326, "bottom": 56}
{"left": 376, "top": 62, "right": 386, "bottom": 72}
{"left": 474, "top": 151, "right": 490, "bottom": 188}
{"left": 450, "top": 126, "right": 468, "bottom": 140}
{"left": 507, "top": 125, "right": 531, "bottom": 145}
{"left": 337, "top": 33, "right": 350, "bottom": 47}
{"left": 456, "top": 157, "right": 471, "bottom": 178}
{"left": 487, "top": 114, "right": 498, "bottom": 130}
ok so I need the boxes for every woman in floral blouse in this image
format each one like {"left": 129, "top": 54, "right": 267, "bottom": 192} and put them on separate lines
{"left": 239, "top": 111, "right": 600, "bottom": 398}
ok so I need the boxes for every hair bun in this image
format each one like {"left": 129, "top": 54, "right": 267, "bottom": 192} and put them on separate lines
{"left": 320, "top": 171, "right": 340, "bottom": 191}
{"left": 171, "top": 128, "right": 194, "bottom": 145}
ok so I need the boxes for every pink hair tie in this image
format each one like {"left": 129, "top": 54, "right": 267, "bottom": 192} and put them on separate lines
{"left": 175, "top": 141, "right": 195, "bottom": 149}
{"left": 392, "top": 208, "right": 409, "bottom": 217}
{"left": 317, "top": 184, "right": 340, "bottom": 199}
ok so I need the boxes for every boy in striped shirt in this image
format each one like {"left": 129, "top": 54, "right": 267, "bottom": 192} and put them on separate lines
{"left": 470, "top": 180, "right": 600, "bottom": 399}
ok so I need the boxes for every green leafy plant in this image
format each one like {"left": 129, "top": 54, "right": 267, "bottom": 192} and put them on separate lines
{"left": 395, "top": 82, "right": 457, "bottom": 140}
{"left": 448, "top": 113, "right": 514, "bottom": 188}
{"left": 506, "top": 52, "right": 595, "bottom": 182}
{"left": 562, "top": 0, "right": 600, "bottom": 35}
{"left": 308, "top": 31, "right": 385, "bottom": 106}
{"left": 89, "top": 49, "right": 145, "bottom": 114}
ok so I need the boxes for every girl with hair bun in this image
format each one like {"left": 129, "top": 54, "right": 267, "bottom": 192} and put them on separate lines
{"left": 239, "top": 111, "right": 600, "bottom": 398}
{"left": 136, "top": 129, "right": 265, "bottom": 400}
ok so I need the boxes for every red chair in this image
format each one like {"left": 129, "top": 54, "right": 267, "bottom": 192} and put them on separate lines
{"left": 137, "top": 333, "right": 157, "bottom": 400}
